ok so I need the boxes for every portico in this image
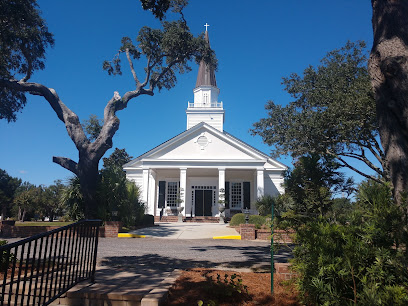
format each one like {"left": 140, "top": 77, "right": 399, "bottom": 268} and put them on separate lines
{"left": 143, "top": 166, "right": 266, "bottom": 217}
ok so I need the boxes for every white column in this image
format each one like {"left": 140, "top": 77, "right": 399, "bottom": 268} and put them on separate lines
{"left": 179, "top": 168, "right": 187, "bottom": 215}
{"left": 142, "top": 169, "right": 149, "bottom": 205}
{"left": 257, "top": 169, "right": 264, "bottom": 199}
{"left": 147, "top": 170, "right": 156, "bottom": 215}
{"left": 218, "top": 168, "right": 225, "bottom": 191}
{"left": 218, "top": 168, "right": 226, "bottom": 217}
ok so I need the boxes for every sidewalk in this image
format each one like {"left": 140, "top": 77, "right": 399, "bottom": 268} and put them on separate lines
{"left": 126, "top": 222, "right": 240, "bottom": 239}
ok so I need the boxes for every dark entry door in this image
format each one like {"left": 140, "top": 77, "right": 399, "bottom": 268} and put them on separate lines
{"left": 195, "top": 190, "right": 212, "bottom": 216}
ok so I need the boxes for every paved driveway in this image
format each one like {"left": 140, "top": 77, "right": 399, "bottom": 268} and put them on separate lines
{"left": 97, "top": 237, "right": 291, "bottom": 271}
{"left": 129, "top": 222, "right": 240, "bottom": 239}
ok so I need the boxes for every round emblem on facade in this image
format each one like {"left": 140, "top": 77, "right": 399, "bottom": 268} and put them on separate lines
{"left": 195, "top": 133, "right": 212, "bottom": 150}
{"left": 197, "top": 135, "right": 208, "bottom": 147}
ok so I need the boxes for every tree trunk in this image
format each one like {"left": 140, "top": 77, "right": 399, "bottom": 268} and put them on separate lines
{"left": 77, "top": 156, "right": 100, "bottom": 219}
{"left": 368, "top": 0, "right": 408, "bottom": 204}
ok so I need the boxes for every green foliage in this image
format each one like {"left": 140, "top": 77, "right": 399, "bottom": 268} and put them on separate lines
{"left": 0, "top": 0, "right": 54, "bottom": 121}
{"left": 38, "top": 180, "right": 66, "bottom": 221}
{"left": 251, "top": 41, "right": 386, "bottom": 182}
{"left": 140, "top": 0, "right": 170, "bottom": 20}
{"left": 98, "top": 147, "right": 141, "bottom": 226}
{"left": 325, "top": 197, "right": 353, "bottom": 224}
{"left": 102, "top": 148, "right": 133, "bottom": 169}
{"left": 229, "top": 213, "right": 245, "bottom": 226}
{"left": 254, "top": 194, "right": 296, "bottom": 220}
{"left": 62, "top": 176, "right": 85, "bottom": 221}
{"left": 98, "top": 166, "right": 129, "bottom": 221}
{"left": 103, "top": 19, "right": 217, "bottom": 92}
{"left": 254, "top": 195, "right": 275, "bottom": 216}
{"left": 63, "top": 167, "right": 144, "bottom": 227}
{"left": 12, "top": 182, "right": 42, "bottom": 221}
{"left": 280, "top": 154, "right": 353, "bottom": 228}
{"left": 0, "top": 240, "right": 12, "bottom": 272}
{"left": 292, "top": 180, "right": 408, "bottom": 305}
{"left": 229, "top": 213, "right": 267, "bottom": 228}
{"left": 249, "top": 215, "right": 267, "bottom": 229}
{"left": 140, "top": 0, "right": 189, "bottom": 21}
{"left": 0, "top": 169, "right": 21, "bottom": 218}
{"left": 82, "top": 114, "right": 103, "bottom": 141}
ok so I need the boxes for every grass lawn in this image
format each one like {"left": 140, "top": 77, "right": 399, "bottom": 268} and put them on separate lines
{"left": 15, "top": 221, "right": 74, "bottom": 227}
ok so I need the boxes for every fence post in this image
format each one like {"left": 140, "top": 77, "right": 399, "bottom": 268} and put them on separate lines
{"left": 91, "top": 223, "right": 100, "bottom": 283}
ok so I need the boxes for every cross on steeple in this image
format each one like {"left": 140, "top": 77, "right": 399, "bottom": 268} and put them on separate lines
{"left": 204, "top": 23, "right": 210, "bottom": 31}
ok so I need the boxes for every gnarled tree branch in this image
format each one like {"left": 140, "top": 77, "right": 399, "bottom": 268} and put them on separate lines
{"left": 52, "top": 156, "right": 78, "bottom": 175}
{"left": 125, "top": 48, "right": 141, "bottom": 86}
{"left": 337, "top": 156, "right": 384, "bottom": 184}
{"left": 0, "top": 79, "right": 88, "bottom": 152}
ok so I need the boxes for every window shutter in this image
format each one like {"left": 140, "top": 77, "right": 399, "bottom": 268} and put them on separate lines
{"left": 243, "top": 182, "right": 250, "bottom": 209}
{"left": 225, "top": 182, "right": 230, "bottom": 209}
{"left": 158, "top": 181, "right": 166, "bottom": 208}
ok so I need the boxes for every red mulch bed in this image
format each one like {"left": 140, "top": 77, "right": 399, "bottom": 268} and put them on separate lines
{"left": 164, "top": 268, "right": 300, "bottom": 306}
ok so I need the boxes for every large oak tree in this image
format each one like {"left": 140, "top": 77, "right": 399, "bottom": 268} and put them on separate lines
{"left": 369, "top": 0, "right": 408, "bottom": 204}
{"left": 252, "top": 41, "right": 385, "bottom": 184}
{"left": 0, "top": 0, "right": 216, "bottom": 218}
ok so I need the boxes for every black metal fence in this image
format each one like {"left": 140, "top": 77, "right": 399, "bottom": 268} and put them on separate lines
{"left": 0, "top": 220, "right": 102, "bottom": 305}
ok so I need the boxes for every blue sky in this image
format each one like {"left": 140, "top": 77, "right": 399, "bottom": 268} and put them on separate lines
{"left": 0, "top": 0, "right": 374, "bottom": 186}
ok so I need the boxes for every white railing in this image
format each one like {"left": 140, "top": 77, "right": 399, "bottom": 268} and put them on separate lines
{"left": 187, "top": 102, "right": 223, "bottom": 108}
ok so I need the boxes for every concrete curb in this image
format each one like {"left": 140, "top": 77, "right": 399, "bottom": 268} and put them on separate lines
{"left": 141, "top": 269, "right": 181, "bottom": 306}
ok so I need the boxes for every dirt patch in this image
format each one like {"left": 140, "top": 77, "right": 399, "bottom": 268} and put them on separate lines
{"left": 165, "top": 268, "right": 300, "bottom": 306}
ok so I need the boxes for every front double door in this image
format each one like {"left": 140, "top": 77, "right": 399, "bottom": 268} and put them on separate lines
{"left": 195, "top": 190, "right": 212, "bottom": 216}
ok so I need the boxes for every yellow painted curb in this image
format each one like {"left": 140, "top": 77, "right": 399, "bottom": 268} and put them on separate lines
{"left": 213, "top": 235, "right": 241, "bottom": 240}
{"left": 118, "top": 233, "right": 146, "bottom": 238}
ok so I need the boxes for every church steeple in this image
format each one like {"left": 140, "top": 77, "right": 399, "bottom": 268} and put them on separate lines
{"left": 186, "top": 24, "right": 225, "bottom": 131}
{"left": 195, "top": 30, "right": 217, "bottom": 88}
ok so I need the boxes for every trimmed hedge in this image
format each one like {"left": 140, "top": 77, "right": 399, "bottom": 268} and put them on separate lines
{"left": 230, "top": 213, "right": 267, "bottom": 229}
{"left": 230, "top": 213, "right": 245, "bottom": 226}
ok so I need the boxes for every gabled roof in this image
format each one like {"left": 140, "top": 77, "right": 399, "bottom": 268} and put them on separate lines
{"left": 123, "top": 122, "right": 287, "bottom": 170}
{"left": 195, "top": 30, "right": 217, "bottom": 88}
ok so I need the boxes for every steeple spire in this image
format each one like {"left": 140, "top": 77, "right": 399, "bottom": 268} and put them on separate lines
{"left": 187, "top": 24, "right": 224, "bottom": 132}
{"left": 195, "top": 26, "right": 217, "bottom": 88}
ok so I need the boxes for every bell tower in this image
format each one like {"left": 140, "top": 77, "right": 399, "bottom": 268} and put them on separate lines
{"left": 186, "top": 25, "right": 225, "bottom": 131}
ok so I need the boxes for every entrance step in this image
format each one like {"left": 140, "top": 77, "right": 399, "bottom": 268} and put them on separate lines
{"left": 184, "top": 217, "right": 220, "bottom": 223}
{"left": 156, "top": 216, "right": 179, "bottom": 222}
{"left": 155, "top": 216, "right": 222, "bottom": 223}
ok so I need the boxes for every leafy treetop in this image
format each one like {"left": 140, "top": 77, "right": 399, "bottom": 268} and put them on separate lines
{"left": 0, "top": 0, "right": 54, "bottom": 122}
{"left": 252, "top": 41, "right": 386, "bottom": 184}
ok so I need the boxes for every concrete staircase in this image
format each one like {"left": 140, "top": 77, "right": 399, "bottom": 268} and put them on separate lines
{"left": 51, "top": 268, "right": 181, "bottom": 306}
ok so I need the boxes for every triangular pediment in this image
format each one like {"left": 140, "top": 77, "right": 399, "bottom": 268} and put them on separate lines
{"left": 124, "top": 123, "right": 287, "bottom": 170}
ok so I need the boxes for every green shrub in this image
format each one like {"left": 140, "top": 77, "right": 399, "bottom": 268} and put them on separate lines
{"left": 229, "top": 213, "right": 245, "bottom": 226}
{"left": 254, "top": 195, "right": 275, "bottom": 216}
{"left": 249, "top": 215, "right": 266, "bottom": 228}
{"left": 229, "top": 213, "right": 267, "bottom": 228}
{"left": 0, "top": 240, "right": 11, "bottom": 272}
{"left": 292, "top": 181, "right": 408, "bottom": 305}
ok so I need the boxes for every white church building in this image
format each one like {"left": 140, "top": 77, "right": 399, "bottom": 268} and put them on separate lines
{"left": 123, "top": 29, "right": 286, "bottom": 220}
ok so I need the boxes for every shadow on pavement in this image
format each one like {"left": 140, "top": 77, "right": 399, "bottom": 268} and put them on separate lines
{"left": 132, "top": 225, "right": 180, "bottom": 237}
